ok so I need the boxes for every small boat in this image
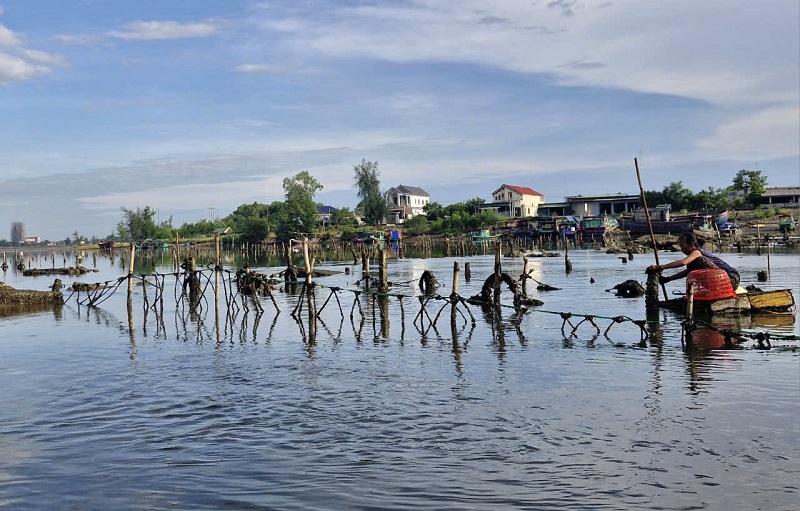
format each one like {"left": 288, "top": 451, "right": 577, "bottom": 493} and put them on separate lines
{"left": 579, "top": 216, "right": 606, "bottom": 242}
{"left": 471, "top": 229, "right": 500, "bottom": 247}
{"left": 97, "top": 240, "right": 114, "bottom": 250}
{"left": 712, "top": 209, "right": 729, "bottom": 228}
{"left": 778, "top": 215, "right": 796, "bottom": 234}
{"left": 353, "top": 231, "right": 385, "bottom": 246}
{"left": 619, "top": 204, "right": 696, "bottom": 234}
{"left": 717, "top": 222, "right": 740, "bottom": 236}
{"left": 558, "top": 216, "right": 579, "bottom": 241}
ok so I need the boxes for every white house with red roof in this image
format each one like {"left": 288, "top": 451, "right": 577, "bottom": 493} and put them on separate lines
{"left": 480, "top": 184, "right": 545, "bottom": 218}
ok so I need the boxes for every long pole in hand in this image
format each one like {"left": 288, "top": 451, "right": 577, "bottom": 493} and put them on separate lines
{"left": 635, "top": 158, "right": 669, "bottom": 301}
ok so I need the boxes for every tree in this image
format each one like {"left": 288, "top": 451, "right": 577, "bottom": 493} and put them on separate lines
{"left": 119, "top": 206, "right": 159, "bottom": 241}
{"left": 464, "top": 197, "right": 485, "bottom": 215}
{"left": 661, "top": 181, "right": 694, "bottom": 212}
{"left": 423, "top": 201, "right": 445, "bottom": 221}
{"left": 402, "top": 214, "right": 429, "bottom": 235}
{"left": 732, "top": 169, "right": 768, "bottom": 207}
{"left": 275, "top": 171, "right": 323, "bottom": 243}
{"left": 691, "top": 186, "right": 732, "bottom": 211}
{"left": 353, "top": 159, "right": 385, "bottom": 226}
{"left": 331, "top": 206, "right": 359, "bottom": 227}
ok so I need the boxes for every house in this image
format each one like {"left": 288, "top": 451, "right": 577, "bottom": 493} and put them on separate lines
{"left": 211, "top": 227, "right": 232, "bottom": 236}
{"left": 385, "top": 185, "right": 430, "bottom": 224}
{"left": 759, "top": 187, "right": 800, "bottom": 207}
{"left": 479, "top": 185, "right": 545, "bottom": 219}
{"left": 564, "top": 193, "right": 640, "bottom": 216}
{"left": 317, "top": 205, "right": 338, "bottom": 224}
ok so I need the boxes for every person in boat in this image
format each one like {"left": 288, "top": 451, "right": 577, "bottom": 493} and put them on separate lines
{"left": 646, "top": 231, "right": 740, "bottom": 289}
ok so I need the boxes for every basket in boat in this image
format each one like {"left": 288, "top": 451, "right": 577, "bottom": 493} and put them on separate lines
{"left": 747, "top": 289, "right": 795, "bottom": 311}
{"left": 687, "top": 269, "right": 735, "bottom": 301}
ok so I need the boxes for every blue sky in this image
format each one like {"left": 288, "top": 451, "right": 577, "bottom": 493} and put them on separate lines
{"left": 1, "top": 0, "right": 798, "bottom": 241}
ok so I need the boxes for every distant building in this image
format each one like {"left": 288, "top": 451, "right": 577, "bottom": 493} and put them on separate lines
{"left": 385, "top": 185, "right": 430, "bottom": 224}
{"left": 23, "top": 236, "right": 41, "bottom": 244}
{"left": 11, "top": 222, "right": 25, "bottom": 243}
{"left": 759, "top": 187, "right": 800, "bottom": 207}
{"left": 564, "top": 193, "right": 640, "bottom": 216}
{"left": 479, "top": 185, "right": 545, "bottom": 218}
{"left": 211, "top": 227, "right": 232, "bottom": 235}
{"left": 317, "top": 205, "right": 338, "bottom": 224}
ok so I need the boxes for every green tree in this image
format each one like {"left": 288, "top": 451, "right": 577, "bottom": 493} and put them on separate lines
{"left": 732, "top": 169, "right": 768, "bottom": 207}
{"left": 661, "top": 181, "right": 694, "bottom": 212}
{"left": 423, "top": 201, "right": 445, "bottom": 221}
{"left": 276, "top": 171, "right": 323, "bottom": 243}
{"left": 238, "top": 217, "right": 270, "bottom": 244}
{"left": 402, "top": 214, "right": 429, "bottom": 235}
{"left": 331, "top": 206, "right": 359, "bottom": 227}
{"left": 353, "top": 159, "right": 385, "bottom": 226}
{"left": 691, "top": 186, "right": 732, "bottom": 211}
{"left": 119, "top": 206, "right": 159, "bottom": 241}
{"left": 464, "top": 197, "right": 485, "bottom": 215}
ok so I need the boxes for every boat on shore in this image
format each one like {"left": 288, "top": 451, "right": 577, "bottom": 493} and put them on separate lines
{"left": 620, "top": 205, "right": 718, "bottom": 235}
{"left": 779, "top": 214, "right": 796, "bottom": 233}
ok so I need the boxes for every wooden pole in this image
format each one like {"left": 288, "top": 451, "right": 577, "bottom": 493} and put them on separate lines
{"left": 127, "top": 242, "right": 135, "bottom": 296}
{"left": 451, "top": 261, "right": 460, "bottom": 329}
{"left": 493, "top": 239, "right": 502, "bottom": 305}
{"left": 635, "top": 158, "right": 669, "bottom": 301}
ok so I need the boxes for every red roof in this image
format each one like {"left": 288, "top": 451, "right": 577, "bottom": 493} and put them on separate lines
{"left": 493, "top": 184, "right": 544, "bottom": 197}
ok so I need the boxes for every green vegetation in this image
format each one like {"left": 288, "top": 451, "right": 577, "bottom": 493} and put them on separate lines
{"left": 353, "top": 159, "right": 386, "bottom": 227}
{"left": 644, "top": 171, "right": 768, "bottom": 212}
{"left": 275, "top": 171, "right": 323, "bottom": 243}
{"left": 90, "top": 166, "right": 783, "bottom": 247}
{"left": 732, "top": 169, "right": 768, "bottom": 207}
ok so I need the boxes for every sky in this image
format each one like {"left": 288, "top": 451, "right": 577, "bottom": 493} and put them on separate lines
{"left": 1, "top": 0, "right": 798, "bottom": 241}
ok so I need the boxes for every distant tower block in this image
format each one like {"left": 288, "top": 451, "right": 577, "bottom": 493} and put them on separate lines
{"left": 11, "top": 222, "right": 25, "bottom": 243}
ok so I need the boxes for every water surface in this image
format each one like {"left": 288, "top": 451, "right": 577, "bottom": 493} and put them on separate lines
{"left": 1, "top": 248, "right": 798, "bottom": 510}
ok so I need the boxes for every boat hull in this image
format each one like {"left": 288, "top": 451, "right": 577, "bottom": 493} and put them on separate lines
{"left": 620, "top": 218, "right": 695, "bottom": 234}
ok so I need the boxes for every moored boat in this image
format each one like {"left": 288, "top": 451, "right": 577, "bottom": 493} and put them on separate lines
{"left": 471, "top": 229, "right": 500, "bottom": 247}
{"left": 579, "top": 216, "right": 606, "bottom": 242}
{"left": 778, "top": 214, "right": 796, "bottom": 233}
{"left": 619, "top": 204, "right": 696, "bottom": 234}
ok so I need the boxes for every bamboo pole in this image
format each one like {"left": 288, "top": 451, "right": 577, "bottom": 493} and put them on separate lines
{"left": 451, "top": 261, "right": 459, "bottom": 329}
{"left": 635, "top": 158, "right": 669, "bottom": 301}
{"left": 127, "top": 242, "right": 135, "bottom": 296}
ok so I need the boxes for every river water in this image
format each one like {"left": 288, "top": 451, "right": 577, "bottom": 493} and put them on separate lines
{"left": 0, "top": 247, "right": 798, "bottom": 510}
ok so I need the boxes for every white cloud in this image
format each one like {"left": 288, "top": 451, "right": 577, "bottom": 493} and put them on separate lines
{"left": 78, "top": 176, "right": 286, "bottom": 211}
{"left": 259, "top": 0, "right": 798, "bottom": 108}
{"left": 696, "top": 107, "right": 800, "bottom": 161}
{"left": 53, "top": 33, "right": 106, "bottom": 46}
{"left": 235, "top": 63, "right": 291, "bottom": 74}
{"left": 0, "top": 52, "right": 51, "bottom": 83}
{"left": 22, "top": 48, "right": 66, "bottom": 66}
{"left": 0, "top": 23, "right": 21, "bottom": 47}
{"left": 0, "top": 23, "right": 65, "bottom": 84}
{"left": 108, "top": 20, "right": 217, "bottom": 41}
